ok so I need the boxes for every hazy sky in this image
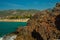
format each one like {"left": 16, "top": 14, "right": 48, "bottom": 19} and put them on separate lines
{"left": 0, "top": 0, "right": 60, "bottom": 10}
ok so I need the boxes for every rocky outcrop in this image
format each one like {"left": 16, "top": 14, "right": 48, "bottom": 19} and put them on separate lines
{"left": 3, "top": 3, "right": 60, "bottom": 40}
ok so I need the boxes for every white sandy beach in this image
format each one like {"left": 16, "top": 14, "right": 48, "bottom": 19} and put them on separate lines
{"left": 0, "top": 19, "right": 29, "bottom": 22}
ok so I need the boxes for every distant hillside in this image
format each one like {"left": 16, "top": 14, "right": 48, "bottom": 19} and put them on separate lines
{"left": 0, "top": 9, "right": 40, "bottom": 19}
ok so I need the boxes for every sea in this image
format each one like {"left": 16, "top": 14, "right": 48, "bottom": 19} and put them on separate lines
{"left": 0, "top": 22, "right": 27, "bottom": 37}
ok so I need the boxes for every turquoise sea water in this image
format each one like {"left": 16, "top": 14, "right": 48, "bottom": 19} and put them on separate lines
{"left": 0, "top": 22, "right": 27, "bottom": 37}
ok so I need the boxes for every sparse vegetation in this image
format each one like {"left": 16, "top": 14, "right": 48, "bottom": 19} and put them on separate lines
{"left": 0, "top": 9, "right": 40, "bottom": 19}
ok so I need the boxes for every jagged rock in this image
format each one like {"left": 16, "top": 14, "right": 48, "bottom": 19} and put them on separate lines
{"left": 15, "top": 3, "right": 60, "bottom": 40}
{"left": 27, "top": 3, "right": 60, "bottom": 40}
{"left": 56, "top": 3, "right": 60, "bottom": 7}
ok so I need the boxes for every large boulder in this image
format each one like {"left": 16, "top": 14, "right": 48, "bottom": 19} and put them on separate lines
{"left": 15, "top": 3, "right": 60, "bottom": 40}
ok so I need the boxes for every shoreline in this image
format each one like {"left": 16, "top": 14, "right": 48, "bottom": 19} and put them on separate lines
{"left": 0, "top": 19, "right": 29, "bottom": 22}
{"left": 0, "top": 37, "right": 3, "bottom": 40}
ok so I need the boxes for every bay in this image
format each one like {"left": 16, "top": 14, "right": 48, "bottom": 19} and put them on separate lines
{"left": 0, "top": 22, "right": 27, "bottom": 37}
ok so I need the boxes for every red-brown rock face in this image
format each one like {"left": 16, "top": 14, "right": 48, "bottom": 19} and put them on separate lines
{"left": 15, "top": 3, "right": 60, "bottom": 40}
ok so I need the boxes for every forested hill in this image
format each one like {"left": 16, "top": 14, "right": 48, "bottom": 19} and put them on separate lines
{"left": 0, "top": 9, "right": 40, "bottom": 19}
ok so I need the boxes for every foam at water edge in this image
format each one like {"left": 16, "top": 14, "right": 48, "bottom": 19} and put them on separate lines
{"left": 0, "top": 37, "right": 3, "bottom": 40}
{"left": 2, "top": 35, "right": 17, "bottom": 40}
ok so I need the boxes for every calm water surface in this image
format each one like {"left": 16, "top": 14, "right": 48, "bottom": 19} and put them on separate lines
{"left": 0, "top": 22, "right": 27, "bottom": 37}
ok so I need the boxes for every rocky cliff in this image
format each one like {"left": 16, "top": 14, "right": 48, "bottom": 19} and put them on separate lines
{"left": 3, "top": 3, "right": 60, "bottom": 40}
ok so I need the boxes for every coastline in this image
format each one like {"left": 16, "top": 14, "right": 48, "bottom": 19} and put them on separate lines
{"left": 0, "top": 19, "right": 29, "bottom": 22}
{"left": 0, "top": 37, "right": 3, "bottom": 40}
